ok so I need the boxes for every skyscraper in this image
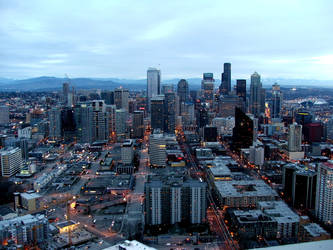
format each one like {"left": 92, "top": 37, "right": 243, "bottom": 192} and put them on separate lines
{"left": 177, "top": 79, "right": 189, "bottom": 106}
{"left": 48, "top": 107, "right": 62, "bottom": 138}
{"left": 150, "top": 95, "right": 165, "bottom": 131}
{"left": 220, "top": 63, "right": 231, "bottom": 95}
{"left": 132, "top": 111, "right": 144, "bottom": 138}
{"left": 236, "top": 79, "right": 246, "bottom": 112}
{"left": 271, "top": 83, "right": 282, "bottom": 118}
{"left": 114, "top": 88, "right": 129, "bottom": 111}
{"left": 62, "top": 82, "right": 69, "bottom": 105}
{"left": 101, "top": 91, "right": 114, "bottom": 105}
{"left": 232, "top": 107, "right": 254, "bottom": 151}
{"left": 288, "top": 123, "right": 302, "bottom": 152}
{"left": 115, "top": 109, "right": 128, "bottom": 140}
{"left": 74, "top": 103, "right": 93, "bottom": 143}
{"left": 164, "top": 93, "right": 176, "bottom": 133}
{"left": 250, "top": 72, "right": 262, "bottom": 117}
{"left": 147, "top": 67, "right": 161, "bottom": 111}
{"left": 91, "top": 100, "right": 108, "bottom": 141}
{"left": 315, "top": 161, "right": 333, "bottom": 223}
{"left": 201, "top": 73, "right": 214, "bottom": 108}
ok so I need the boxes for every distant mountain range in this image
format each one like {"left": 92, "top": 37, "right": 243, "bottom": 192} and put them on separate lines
{"left": 0, "top": 76, "right": 332, "bottom": 91}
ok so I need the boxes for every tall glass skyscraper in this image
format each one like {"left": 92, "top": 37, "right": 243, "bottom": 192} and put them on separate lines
{"left": 220, "top": 63, "right": 231, "bottom": 95}
{"left": 147, "top": 67, "right": 161, "bottom": 112}
{"left": 250, "top": 72, "right": 263, "bottom": 117}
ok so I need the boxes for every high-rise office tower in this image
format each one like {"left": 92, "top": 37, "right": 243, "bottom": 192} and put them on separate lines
{"left": 147, "top": 67, "right": 161, "bottom": 112}
{"left": 101, "top": 91, "right": 114, "bottom": 105}
{"left": 201, "top": 73, "right": 214, "bottom": 108}
{"left": 115, "top": 109, "right": 128, "bottom": 139}
{"left": 220, "top": 63, "right": 231, "bottom": 95}
{"left": 232, "top": 107, "right": 254, "bottom": 151}
{"left": 0, "top": 147, "right": 23, "bottom": 177}
{"left": 236, "top": 79, "right": 246, "bottom": 103}
{"left": 132, "top": 111, "right": 144, "bottom": 138}
{"left": 48, "top": 107, "right": 62, "bottom": 138}
{"left": 121, "top": 139, "right": 134, "bottom": 164}
{"left": 288, "top": 123, "right": 302, "bottom": 152}
{"left": 250, "top": 72, "right": 263, "bottom": 117}
{"left": 177, "top": 79, "right": 189, "bottom": 113}
{"left": 292, "top": 169, "right": 317, "bottom": 209}
{"left": 61, "top": 107, "right": 76, "bottom": 140}
{"left": 272, "top": 83, "right": 282, "bottom": 118}
{"left": 91, "top": 100, "right": 108, "bottom": 141}
{"left": 74, "top": 103, "right": 94, "bottom": 143}
{"left": 149, "top": 133, "right": 167, "bottom": 167}
{"left": 0, "top": 106, "right": 9, "bottom": 124}
{"left": 164, "top": 93, "right": 176, "bottom": 133}
{"left": 315, "top": 161, "right": 333, "bottom": 223}
{"left": 114, "top": 88, "right": 129, "bottom": 111}
{"left": 150, "top": 95, "right": 165, "bottom": 131}
{"left": 62, "top": 82, "right": 70, "bottom": 105}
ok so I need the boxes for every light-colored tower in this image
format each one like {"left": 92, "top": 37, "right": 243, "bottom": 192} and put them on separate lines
{"left": 288, "top": 123, "right": 302, "bottom": 152}
{"left": 249, "top": 72, "right": 262, "bottom": 117}
{"left": 147, "top": 67, "right": 161, "bottom": 112}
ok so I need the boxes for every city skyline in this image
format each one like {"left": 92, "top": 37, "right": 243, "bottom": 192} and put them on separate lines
{"left": 1, "top": 0, "right": 333, "bottom": 80}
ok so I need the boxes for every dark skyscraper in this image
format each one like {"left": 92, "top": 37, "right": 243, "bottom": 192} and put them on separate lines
{"left": 177, "top": 79, "right": 189, "bottom": 107}
{"left": 150, "top": 95, "right": 165, "bottom": 131}
{"left": 220, "top": 63, "right": 231, "bottom": 95}
{"left": 62, "top": 82, "right": 69, "bottom": 105}
{"left": 271, "top": 83, "right": 282, "bottom": 118}
{"left": 236, "top": 79, "right": 246, "bottom": 102}
{"left": 232, "top": 107, "right": 253, "bottom": 151}
{"left": 236, "top": 79, "right": 246, "bottom": 111}
{"left": 101, "top": 91, "right": 114, "bottom": 105}
{"left": 164, "top": 93, "right": 176, "bottom": 133}
{"left": 132, "top": 111, "right": 144, "bottom": 138}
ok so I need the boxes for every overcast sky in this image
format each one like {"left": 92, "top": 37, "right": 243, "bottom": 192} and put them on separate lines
{"left": 1, "top": 0, "right": 332, "bottom": 80}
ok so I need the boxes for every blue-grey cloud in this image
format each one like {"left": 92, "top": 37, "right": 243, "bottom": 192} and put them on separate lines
{"left": 0, "top": 0, "right": 332, "bottom": 80}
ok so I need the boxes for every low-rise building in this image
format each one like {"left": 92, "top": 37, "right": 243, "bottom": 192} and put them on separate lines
{"left": 258, "top": 201, "right": 300, "bottom": 239}
{"left": 214, "top": 180, "right": 278, "bottom": 208}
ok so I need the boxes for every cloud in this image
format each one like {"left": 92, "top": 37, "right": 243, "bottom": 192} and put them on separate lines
{"left": 0, "top": 0, "right": 333, "bottom": 80}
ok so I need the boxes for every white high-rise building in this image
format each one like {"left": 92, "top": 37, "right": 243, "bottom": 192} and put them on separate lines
{"left": 288, "top": 123, "right": 302, "bottom": 152}
{"left": 121, "top": 139, "right": 134, "bottom": 164}
{"left": 149, "top": 133, "right": 166, "bottom": 167}
{"left": 315, "top": 161, "right": 333, "bottom": 224}
{"left": 147, "top": 67, "right": 161, "bottom": 111}
{"left": 249, "top": 72, "right": 262, "bottom": 117}
{"left": 115, "top": 109, "right": 127, "bottom": 139}
{"left": 0, "top": 106, "right": 9, "bottom": 124}
{"left": 0, "top": 147, "right": 23, "bottom": 177}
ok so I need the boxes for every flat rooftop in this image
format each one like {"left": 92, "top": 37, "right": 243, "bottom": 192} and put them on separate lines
{"left": 103, "top": 240, "right": 157, "bottom": 250}
{"left": 215, "top": 180, "right": 278, "bottom": 198}
{"left": 258, "top": 201, "right": 299, "bottom": 224}
{"left": 21, "top": 192, "right": 42, "bottom": 200}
